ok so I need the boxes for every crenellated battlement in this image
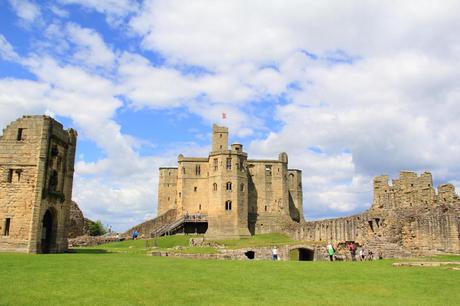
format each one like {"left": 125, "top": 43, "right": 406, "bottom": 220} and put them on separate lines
{"left": 371, "top": 171, "right": 457, "bottom": 210}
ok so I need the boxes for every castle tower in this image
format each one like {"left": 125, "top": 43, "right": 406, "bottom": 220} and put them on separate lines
{"left": 0, "top": 116, "right": 77, "bottom": 253}
{"left": 206, "top": 126, "right": 251, "bottom": 239}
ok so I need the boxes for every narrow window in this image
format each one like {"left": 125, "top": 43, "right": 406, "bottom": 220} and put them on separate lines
{"left": 7, "top": 169, "right": 14, "bottom": 183}
{"left": 168, "top": 197, "right": 170, "bottom": 201}
{"left": 240, "top": 183, "right": 244, "bottom": 192}
{"left": 225, "top": 200, "right": 232, "bottom": 211}
{"left": 182, "top": 167, "right": 186, "bottom": 174}
{"left": 264, "top": 205, "right": 268, "bottom": 212}
{"left": 213, "top": 158, "right": 218, "bottom": 171}
{"left": 4, "top": 218, "right": 11, "bottom": 236}
{"left": 226, "top": 182, "right": 232, "bottom": 191}
{"left": 179, "top": 192, "right": 182, "bottom": 198}
{"left": 16, "top": 169, "right": 22, "bottom": 182}
{"left": 194, "top": 186, "right": 197, "bottom": 192}
{"left": 226, "top": 157, "right": 232, "bottom": 170}
{"left": 199, "top": 204, "right": 202, "bottom": 210}
{"left": 195, "top": 165, "right": 201, "bottom": 175}
{"left": 213, "top": 183, "right": 218, "bottom": 191}
{"left": 17, "top": 128, "right": 24, "bottom": 141}
{"left": 265, "top": 165, "right": 272, "bottom": 176}
{"left": 368, "top": 220, "right": 374, "bottom": 232}
{"left": 220, "top": 134, "right": 222, "bottom": 138}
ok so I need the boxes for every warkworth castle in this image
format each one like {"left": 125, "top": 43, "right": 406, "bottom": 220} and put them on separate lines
{"left": 1, "top": 116, "right": 459, "bottom": 258}
{"left": 156, "top": 124, "right": 303, "bottom": 239}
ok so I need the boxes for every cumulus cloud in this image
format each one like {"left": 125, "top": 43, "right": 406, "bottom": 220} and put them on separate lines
{"left": 2, "top": 0, "right": 460, "bottom": 229}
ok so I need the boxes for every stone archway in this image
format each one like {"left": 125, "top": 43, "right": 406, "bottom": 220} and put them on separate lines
{"left": 289, "top": 246, "right": 315, "bottom": 261}
{"left": 41, "top": 209, "right": 57, "bottom": 253}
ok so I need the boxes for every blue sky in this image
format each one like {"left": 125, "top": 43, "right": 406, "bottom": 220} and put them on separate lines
{"left": 1, "top": 0, "right": 460, "bottom": 231}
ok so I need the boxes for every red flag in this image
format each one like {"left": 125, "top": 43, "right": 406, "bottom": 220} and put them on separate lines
{"left": 222, "top": 113, "right": 227, "bottom": 119}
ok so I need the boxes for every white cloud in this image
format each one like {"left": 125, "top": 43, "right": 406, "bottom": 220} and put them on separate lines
{"left": 8, "top": 0, "right": 41, "bottom": 24}
{"left": 59, "top": 0, "right": 139, "bottom": 26}
{"left": 0, "top": 35, "right": 19, "bottom": 61}
{"left": 65, "top": 23, "right": 116, "bottom": 69}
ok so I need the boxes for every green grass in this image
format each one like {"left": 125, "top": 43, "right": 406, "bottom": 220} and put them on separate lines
{"left": 1, "top": 249, "right": 459, "bottom": 306}
{"left": 215, "top": 233, "right": 295, "bottom": 249}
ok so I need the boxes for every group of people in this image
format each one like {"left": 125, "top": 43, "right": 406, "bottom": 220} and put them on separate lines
{"left": 326, "top": 241, "right": 378, "bottom": 261}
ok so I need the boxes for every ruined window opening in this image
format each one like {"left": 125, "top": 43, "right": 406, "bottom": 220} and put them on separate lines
{"left": 265, "top": 165, "right": 272, "bottom": 176}
{"left": 244, "top": 251, "right": 255, "bottom": 259}
{"left": 410, "top": 184, "right": 414, "bottom": 187}
{"left": 264, "top": 205, "right": 268, "bottom": 212}
{"left": 51, "top": 145, "right": 59, "bottom": 157}
{"left": 226, "top": 182, "right": 232, "bottom": 191}
{"left": 17, "top": 128, "right": 24, "bottom": 141}
{"left": 443, "top": 198, "right": 446, "bottom": 201}
{"left": 213, "top": 183, "right": 218, "bottom": 191}
{"left": 235, "top": 147, "right": 239, "bottom": 151}
{"left": 213, "top": 158, "right": 218, "bottom": 171}
{"left": 195, "top": 165, "right": 201, "bottom": 175}
{"left": 240, "top": 183, "right": 244, "bottom": 192}
{"left": 220, "top": 134, "right": 222, "bottom": 138}
{"left": 7, "top": 169, "right": 14, "bottom": 183}
{"left": 225, "top": 200, "right": 232, "bottom": 211}
{"left": 16, "top": 169, "right": 22, "bottom": 182}
{"left": 428, "top": 184, "right": 431, "bottom": 187}
{"left": 368, "top": 220, "right": 374, "bottom": 232}
{"left": 226, "top": 158, "right": 232, "bottom": 170}
{"left": 194, "top": 186, "right": 197, "bottom": 192}
{"left": 199, "top": 204, "right": 202, "bottom": 210}
{"left": 4, "top": 218, "right": 11, "bottom": 236}
{"left": 178, "top": 192, "right": 181, "bottom": 198}
{"left": 375, "top": 218, "right": 380, "bottom": 227}
{"left": 220, "top": 145, "right": 222, "bottom": 149}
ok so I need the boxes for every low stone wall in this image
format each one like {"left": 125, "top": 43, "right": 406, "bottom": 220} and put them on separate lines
{"left": 150, "top": 244, "right": 323, "bottom": 261}
{"left": 68, "top": 235, "right": 126, "bottom": 248}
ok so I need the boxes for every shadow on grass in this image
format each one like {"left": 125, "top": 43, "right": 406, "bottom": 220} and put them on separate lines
{"left": 69, "top": 248, "right": 112, "bottom": 254}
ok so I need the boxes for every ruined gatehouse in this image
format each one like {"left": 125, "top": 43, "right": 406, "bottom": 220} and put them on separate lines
{"left": 0, "top": 116, "right": 77, "bottom": 253}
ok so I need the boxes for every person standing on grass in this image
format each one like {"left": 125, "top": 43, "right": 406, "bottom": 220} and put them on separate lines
{"left": 326, "top": 242, "right": 335, "bottom": 261}
{"left": 348, "top": 242, "right": 357, "bottom": 261}
{"left": 359, "top": 247, "right": 365, "bottom": 261}
{"left": 272, "top": 246, "right": 278, "bottom": 261}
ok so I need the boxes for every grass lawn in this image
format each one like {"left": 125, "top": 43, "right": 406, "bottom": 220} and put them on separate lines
{"left": 0, "top": 239, "right": 459, "bottom": 306}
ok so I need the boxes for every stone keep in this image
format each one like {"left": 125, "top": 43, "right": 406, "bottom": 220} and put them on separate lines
{"left": 157, "top": 124, "right": 303, "bottom": 239}
{"left": 0, "top": 116, "right": 77, "bottom": 253}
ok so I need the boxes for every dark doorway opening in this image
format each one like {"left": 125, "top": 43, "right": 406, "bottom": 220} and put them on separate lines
{"left": 41, "top": 209, "right": 56, "bottom": 253}
{"left": 290, "top": 248, "right": 314, "bottom": 261}
{"left": 245, "top": 251, "right": 255, "bottom": 259}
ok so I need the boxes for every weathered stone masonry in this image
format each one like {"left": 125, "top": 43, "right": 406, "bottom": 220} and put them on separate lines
{"left": 292, "top": 171, "right": 460, "bottom": 258}
{"left": 0, "top": 116, "right": 77, "bottom": 253}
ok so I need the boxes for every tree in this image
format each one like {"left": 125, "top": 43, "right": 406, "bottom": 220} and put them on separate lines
{"left": 88, "top": 220, "right": 107, "bottom": 236}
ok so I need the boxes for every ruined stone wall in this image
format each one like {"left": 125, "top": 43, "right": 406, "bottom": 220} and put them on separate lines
{"left": 299, "top": 171, "right": 460, "bottom": 258}
{"left": 0, "top": 116, "right": 77, "bottom": 253}
{"left": 68, "top": 201, "right": 89, "bottom": 238}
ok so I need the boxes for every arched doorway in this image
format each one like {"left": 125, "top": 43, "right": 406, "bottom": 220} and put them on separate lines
{"left": 290, "top": 247, "right": 315, "bottom": 261}
{"left": 41, "top": 209, "right": 57, "bottom": 253}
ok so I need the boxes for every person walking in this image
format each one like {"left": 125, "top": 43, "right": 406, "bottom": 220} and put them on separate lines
{"left": 326, "top": 242, "right": 335, "bottom": 261}
{"left": 348, "top": 242, "right": 357, "bottom": 261}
